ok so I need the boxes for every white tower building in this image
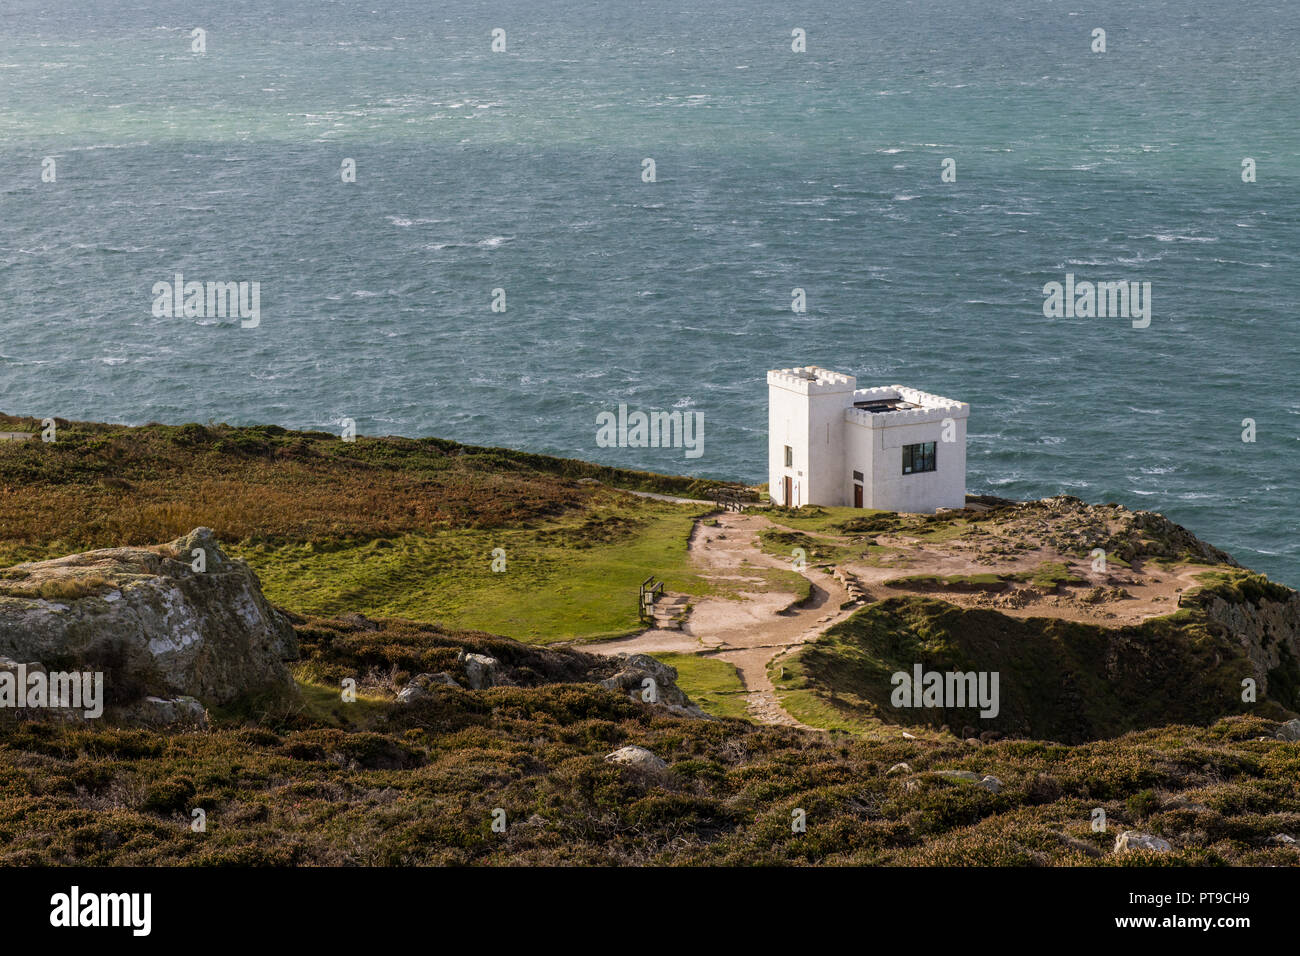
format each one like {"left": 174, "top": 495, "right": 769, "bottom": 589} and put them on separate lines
{"left": 767, "top": 366, "right": 969, "bottom": 513}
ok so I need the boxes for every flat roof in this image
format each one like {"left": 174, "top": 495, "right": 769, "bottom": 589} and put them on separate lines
{"left": 852, "top": 398, "right": 921, "bottom": 414}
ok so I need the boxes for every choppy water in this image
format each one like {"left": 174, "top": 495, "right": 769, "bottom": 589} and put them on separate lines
{"left": 1, "top": 0, "right": 1297, "bottom": 582}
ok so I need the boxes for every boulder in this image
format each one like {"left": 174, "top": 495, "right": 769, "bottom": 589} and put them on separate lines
{"left": 396, "top": 672, "right": 460, "bottom": 703}
{"left": 395, "top": 684, "right": 427, "bottom": 704}
{"left": 125, "top": 696, "right": 208, "bottom": 728}
{"left": 457, "top": 651, "right": 498, "bottom": 689}
{"left": 1276, "top": 719, "right": 1300, "bottom": 742}
{"left": 886, "top": 762, "right": 912, "bottom": 776}
{"left": 599, "top": 670, "right": 641, "bottom": 693}
{"left": 1113, "top": 831, "right": 1172, "bottom": 853}
{"left": 605, "top": 745, "right": 668, "bottom": 771}
{"left": 0, "top": 528, "right": 298, "bottom": 719}
{"left": 599, "top": 653, "right": 705, "bottom": 717}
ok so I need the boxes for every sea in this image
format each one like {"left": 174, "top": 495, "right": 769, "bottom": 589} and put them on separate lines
{"left": 1, "top": 0, "right": 1297, "bottom": 583}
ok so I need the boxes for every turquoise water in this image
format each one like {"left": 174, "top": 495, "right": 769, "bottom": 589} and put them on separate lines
{"left": 1, "top": 0, "right": 1297, "bottom": 582}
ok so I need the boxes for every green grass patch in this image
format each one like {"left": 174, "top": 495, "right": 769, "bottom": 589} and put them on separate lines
{"left": 1190, "top": 570, "right": 1295, "bottom": 606}
{"left": 884, "top": 572, "right": 1008, "bottom": 592}
{"left": 243, "top": 499, "right": 712, "bottom": 644}
{"left": 285, "top": 678, "right": 393, "bottom": 729}
{"left": 749, "top": 566, "right": 815, "bottom": 606}
{"left": 769, "top": 653, "right": 879, "bottom": 735}
{"left": 1028, "top": 561, "right": 1086, "bottom": 589}
{"left": 651, "top": 653, "right": 751, "bottom": 721}
{"left": 883, "top": 563, "right": 1085, "bottom": 593}
{"left": 765, "top": 506, "right": 889, "bottom": 535}
{"left": 757, "top": 528, "right": 851, "bottom": 564}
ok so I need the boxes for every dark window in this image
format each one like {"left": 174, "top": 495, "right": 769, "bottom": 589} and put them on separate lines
{"left": 784, "top": 445, "right": 793, "bottom": 467}
{"left": 902, "top": 442, "right": 936, "bottom": 475}
{"left": 852, "top": 470, "right": 863, "bottom": 482}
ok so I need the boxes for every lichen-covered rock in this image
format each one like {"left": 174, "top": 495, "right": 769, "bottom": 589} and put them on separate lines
{"left": 605, "top": 745, "right": 668, "bottom": 771}
{"left": 0, "top": 528, "right": 298, "bottom": 714}
{"left": 457, "top": 651, "right": 498, "bottom": 689}
{"left": 396, "top": 671, "right": 461, "bottom": 703}
{"left": 395, "top": 683, "right": 428, "bottom": 704}
{"left": 123, "top": 695, "right": 209, "bottom": 728}
{"left": 599, "top": 653, "right": 706, "bottom": 717}
{"left": 1276, "top": 718, "right": 1300, "bottom": 742}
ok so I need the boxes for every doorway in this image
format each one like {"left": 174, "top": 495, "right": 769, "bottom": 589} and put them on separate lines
{"left": 783, "top": 476, "right": 793, "bottom": 507}
{"left": 853, "top": 484, "right": 863, "bottom": 508}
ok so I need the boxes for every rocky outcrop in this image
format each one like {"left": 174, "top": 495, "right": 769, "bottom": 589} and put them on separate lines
{"left": 0, "top": 528, "right": 298, "bottom": 722}
{"left": 1120, "top": 508, "right": 1238, "bottom": 567}
{"left": 971, "top": 495, "right": 1237, "bottom": 567}
{"left": 125, "top": 695, "right": 209, "bottom": 728}
{"left": 599, "top": 653, "right": 706, "bottom": 717}
{"left": 1183, "top": 575, "right": 1300, "bottom": 708}
{"left": 301, "top": 616, "right": 708, "bottom": 717}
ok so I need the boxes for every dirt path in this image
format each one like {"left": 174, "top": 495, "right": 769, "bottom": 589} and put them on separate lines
{"left": 590, "top": 511, "right": 858, "bottom": 728}
{"left": 590, "top": 500, "right": 1217, "bottom": 727}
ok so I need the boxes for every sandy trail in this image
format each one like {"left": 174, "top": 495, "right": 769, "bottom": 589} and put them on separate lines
{"left": 590, "top": 511, "right": 857, "bottom": 728}
{"left": 590, "top": 502, "right": 1216, "bottom": 727}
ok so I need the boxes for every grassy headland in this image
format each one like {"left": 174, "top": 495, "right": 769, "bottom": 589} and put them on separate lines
{"left": 1, "top": 414, "right": 1298, "bottom": 866}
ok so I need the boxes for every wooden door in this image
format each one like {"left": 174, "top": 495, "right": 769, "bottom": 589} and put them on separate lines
{"left": 853, "top": 484, "right": 863, "bottom": 508}
{"left": 783, "top": 476, "right": 793, "bottom": 506}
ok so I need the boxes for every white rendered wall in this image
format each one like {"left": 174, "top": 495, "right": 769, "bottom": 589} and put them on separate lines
{"left": 767, "top": 369, "right": 856, "bottom": 506}
{"left": 843, "top": 419, "right": 874, "bottom": 507}
{"left": 804, "top": 386, "right": 852, "bottom": 505}
{"left": 768, "top": 382, "right": 804, "bottom": 505}
{"left": 862, "top": 417, "right": 967, "bottom": 512}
